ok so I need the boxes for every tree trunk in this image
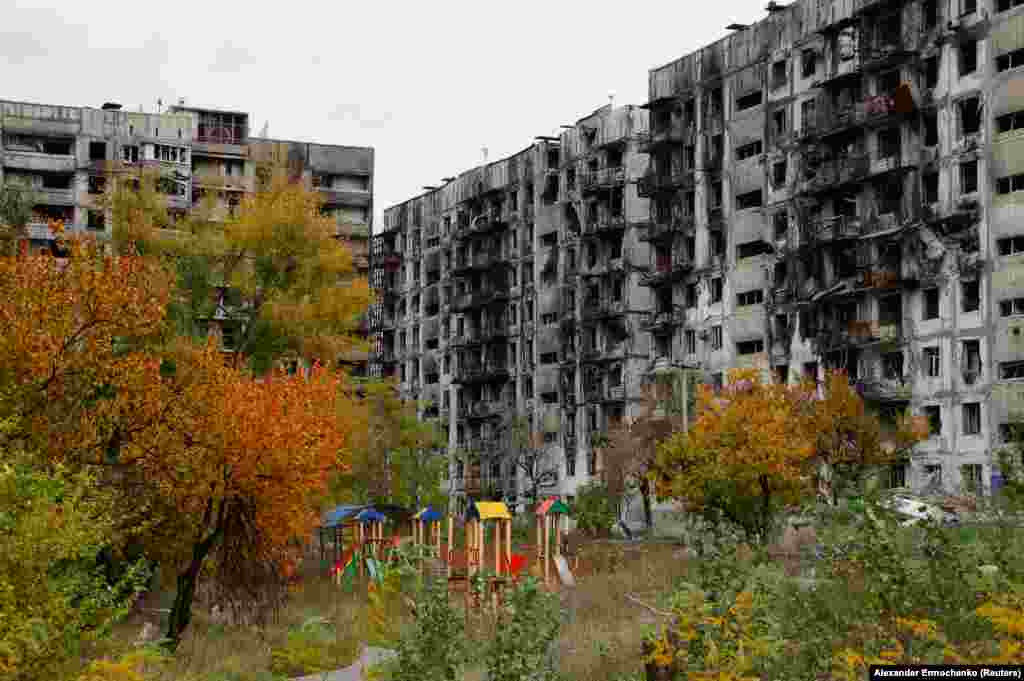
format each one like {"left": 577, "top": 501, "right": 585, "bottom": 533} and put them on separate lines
{"left": 164, "top": 512, "right": 223, "bottom": 649}
{"left": 639, "top": 477, "right": 654, "bottom": 530}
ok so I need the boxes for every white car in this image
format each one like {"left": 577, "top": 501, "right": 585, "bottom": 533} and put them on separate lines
{"left": 879, "top": 495, "right": 959, "bottom": 527}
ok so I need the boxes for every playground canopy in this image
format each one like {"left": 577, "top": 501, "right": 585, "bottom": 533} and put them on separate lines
{"left": 468, "top": 501, "right": 512, "bottom": 521}
{"left": 321, "top": 505, "right": 368, "bottom": 528}
{"left": 355, "top": 508, "right": 387, "bottom": 523}
{"left": 535, "top": 498, "right": 570, "bottom": 516}
{"left": 414, "top": 506, "right": 443, "bottom": 522}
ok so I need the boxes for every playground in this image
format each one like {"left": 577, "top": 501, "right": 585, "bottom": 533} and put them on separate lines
{"left": 318, "top": 500, "right": 580, "bottom": 614}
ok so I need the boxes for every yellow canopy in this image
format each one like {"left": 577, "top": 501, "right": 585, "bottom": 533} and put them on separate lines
{"left": 473, "top": 501, "right": 511, "bottom": 521}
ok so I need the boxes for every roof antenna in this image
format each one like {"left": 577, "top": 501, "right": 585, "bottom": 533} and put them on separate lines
{"left": 482, "top": 146, "right": 489, "bottom": 163}
{"left": 608, "top": 90, "right": 616, "bottom": 110}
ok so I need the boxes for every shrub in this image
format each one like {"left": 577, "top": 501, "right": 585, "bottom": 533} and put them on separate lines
{"left": 385, "top": 576, "right": 467, "bottom": 681}
{"left": 571, "top": 481, "right": 619, "bottom": 538}
{"left": 268, "top": 616, "right": 361, "bottom": 677}
{"left": 485, "top": 577, "right": 563, "bottom": 681}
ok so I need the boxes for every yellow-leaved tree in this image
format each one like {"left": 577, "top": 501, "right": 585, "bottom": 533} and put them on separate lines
{"left": 654, "top": 369, "right": 817, "bottom": 541}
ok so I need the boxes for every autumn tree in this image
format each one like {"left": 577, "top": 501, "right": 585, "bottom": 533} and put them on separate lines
{"left": 654, "top": 369, "right": 818, "bottom": 541}
{"left": 812, "top": 370, "right": 928, "bottom": 505}
{"left": 332, "top": 379, "right": 446, "bottom": 509}
{"left": 0, "top": 235, "right": 364, "bottom": 648}
{"left": 108, "top": 163, "right": 373, "bottom": 375}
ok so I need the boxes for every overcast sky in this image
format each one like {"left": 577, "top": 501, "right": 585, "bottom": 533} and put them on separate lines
{"left": 1, "top": 0, "right": 769, "bottom": 229}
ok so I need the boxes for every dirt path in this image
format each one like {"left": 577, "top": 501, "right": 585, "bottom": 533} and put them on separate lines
{"left": 291, "top": 646, "right": 396, "bottom": 681}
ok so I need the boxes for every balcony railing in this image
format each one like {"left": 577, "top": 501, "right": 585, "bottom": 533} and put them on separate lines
{"left": 819, "top": 320, "right": 903, "bottom": 348}
{"left": 640, "top": 216, "right": 695, "bottom": 243}
{"left": 861, "top": 269, "right": 901, "bottom": 289}
{"left": 809, "top": 214, "right": 863, "bottom": 241}
{"left": 580, "top": 166, "right": 626, "bottom": 191}
{"left": 801, "top": 155, "right": 870, "bottom": 193}
{"left": 641, "top": 253, "right": 692, "bottom": 287}
{"left": 581, "top": 299, "right": 626, "bottom": 321}
{"left": 460, "top": 401, "right": 506, "bottom": 419}
{"left": 639, "top": 126, "right": 694, "bottom": 151}
{"left": 451, "top": 288, "right": 511, "bottom": 312}
{"left": 581, "top": 213, "right": 627, "bottom": 235}
{"left": 855, "top": 378, "right": 912, "bottom": 402}
{"left": 641, "top": 309, "right": 685, "bottom": 331}
{"left": 454, "top": 362, "right": 511, "bottom": 384}
{"left": 638, "top": 169, "right": 694, "bottom": 196}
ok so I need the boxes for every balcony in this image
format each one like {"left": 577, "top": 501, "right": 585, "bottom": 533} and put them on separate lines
{"left": 580, "top": 166, "right": 627, "bottom": 192}
{"left": 855, "top": 378, "right": 912, "bottom": 403}
{"left": 641, "top": 309, "right": 685, "bottom": 332}
{"left": 808, "top": 214, "right": 863, "bottom": 241}
{"left": 801, "top": 155, "right": 870, "bottom": 194}
{"left": 641, "top": 253, "right": 692, "bottom": 287}
{"left": 34, "top": 187, "right": 76, "bottom": 206}
{"left": 460, "top": 401, "right": 506, "bottom": 420}
{"left": 452, "top": 249, "right": 504, "bottom": 274}
{"left": 638, "top": 169, "right": 694, "bottom": 197}
{"left": 450, "top": 323, "right": 510, "bottom": 347}
{"left": 451, "top": 288, "right": 511, "bottom": 312}
{"left": 581, "top": 213, "right": 627, "bottom": 236}
{"left": 707, "top": 206, "right": 725, "bottom": 230}
{"left": 771, "top": 287, "right": 794, "bottom": 305}
{"left": 318, "top": 187, "right": 372, "bottom": 207}
{"left": 3, "top": 150, "right": 77, "bottom": 173}
{"left": 818, "top": 320, "right": 903, "bottom": 349}
{"left": 861, "top": 269, "right": 901, "bottom": 290}
{"left": 581, "top": 299, "right": 626, "bottom": 321}
{"left": 640, "top": 216, "right": 695, "bottom": 244}
{"left": 453, "top": 362, "right": 511, "bottom": 385}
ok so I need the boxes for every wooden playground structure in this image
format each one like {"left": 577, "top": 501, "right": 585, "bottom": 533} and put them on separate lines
{"left": 321, "top": 498, "right": 577, "bottom": 615}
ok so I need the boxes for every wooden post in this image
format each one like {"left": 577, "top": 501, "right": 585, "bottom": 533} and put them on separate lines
{"left": 536, "top": 515, "right": 543, "bottom": 579}
{"left": 358, "top": 523, "right": 364, "bottom": 578}
{"left": 544, "top": 514, "right": 551, "bottom": 585}
{"left": 447, "top": 516, "right": 454, "bottom": 579}
{"left": 555, "top": 514, "right": 562, "bottom": 558}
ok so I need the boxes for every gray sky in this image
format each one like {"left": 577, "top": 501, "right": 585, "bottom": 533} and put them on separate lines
{"left": 1, "top": 0, "right": 767, "bottom": 228}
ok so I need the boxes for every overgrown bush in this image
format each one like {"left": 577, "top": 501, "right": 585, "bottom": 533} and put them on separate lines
{"left": 383, "top": 576, "right": 467, "bottom": 681}
{"left": 485, "top": 577, "right": 563, "bottom": 681}
{"left": 571, "top": 481, "right": 619, "bottom": 538}
{"left": 0, "top": 457, "right": 149, "bottom": 681}
{"left": 644, "top": 497, "right": 1024, "bottom": 679}
{"left": 268, "top": 616, "right": 361, "bottom": 677}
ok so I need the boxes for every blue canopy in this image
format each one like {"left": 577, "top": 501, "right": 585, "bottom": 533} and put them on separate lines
{"left": 321, "top": 505, "right": 369, "bottom": 529}
{"left": 356, "top": 508, "right": 387, "bottom": 523}
{"left": 416, "top": 506, "right": 443, "bottom": 523}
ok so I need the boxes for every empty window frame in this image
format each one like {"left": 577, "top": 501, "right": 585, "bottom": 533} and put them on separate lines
{"left": 737, "top": 339, "right": 765, "bottom": 355}
{"left": 924, "top": 346, "right": 941, "bottom": 377}
{"left": 959, "top": 40, "right": 977, "bottom": 75}
{"left": 997, "top": 111, "right": 1024, "bottom": 134}
{"left": 801, "top": 49, "right": 817, "bottom": 77}
{"left": 1000, "top": 297, "right": 1024, "bottom": 316}
{"left": 997, "top": 48, "right": 1024, "bottom": 72}
{"left": 737, "top": 240, "right": 773, "bottom": 259}
{"left": 962, "top": 280, "right": 980, "bottom": 312}
{"left": 736, "top": 91, "right": 764, "bottom": 111}
{"left": 737, "top": 289, "right": 765, "bottom": 306}
{"left": 923, "top": 288, "right": 940, "bottom": 319}
{"left": 960, "top": 97, "right": 982, "bottom": 135}
{"left": 960, "top": 159, "right": 978, "bottom": 194}
{"left": 735, "top": 140, "right": 763, "bottom": 160}
{"left": 736, "top": 190, "right": 763, "bottom": 210}
{"left": 963, "top": 402, "right": 981, "bottom": 435}
{"left": 710, "top": 278, "right": 724, "bottom": 303}
{"left": 997, "top": 173, "right": 1024, "bottom": 195}
{"left": 999, "top": 0, "right": 1024, "bottom": 9}
{"left": 711, "top": 325, "right": 723, "bottom": 350}
{"left": 998, "top": 236, "right": 1024, "bottom": 255}
{"left": 1001, "top": 360, "right": 1024, "bottom": 379}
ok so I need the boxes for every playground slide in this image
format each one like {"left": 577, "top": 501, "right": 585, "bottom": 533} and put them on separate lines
{"left": 553, "top": 555, "right": 576, "bottom": 588}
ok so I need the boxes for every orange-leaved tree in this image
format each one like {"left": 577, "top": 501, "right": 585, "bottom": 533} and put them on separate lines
{"left": 0, "top": 236, "right": 174, "bottom": 457}
{"left": 114, "top": 340, "right": 354, "bottom": 646}
{"left": 653, "top": 369, "right": 818, "bottom": 541}
{"left": 812, "top": 370, "right": 929, "bottom": 505}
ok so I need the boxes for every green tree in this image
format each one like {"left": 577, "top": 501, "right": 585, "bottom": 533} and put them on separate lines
{"left": 0, "top": 429, "right": 148, "bottom": 681}
{"left": 331, "top": 379, "right": 446, "bottom": 509}
{"left": 107, "top": 162, "right": 373, "bottom": 375}
{"left": 0, "top": 180, "right": 37, "bottom": 255}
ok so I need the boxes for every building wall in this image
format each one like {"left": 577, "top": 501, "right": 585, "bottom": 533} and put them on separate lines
{"left": 374, "top": 0, "right": 1024, "bottom": 505}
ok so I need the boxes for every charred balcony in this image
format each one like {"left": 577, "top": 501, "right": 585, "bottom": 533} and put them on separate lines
{"left": 816, "top": 319, "right": 904, "bottom": 351}
{"left": 451, "top": 248, "right": 509, "bottom": 275}
{"left": 855, "top": 377, "right": 912, "bottom": 404}
{"left": 581, "top": 166, "right": 627, "bottom": 194}
{"left": 638, "top": 168, "right": 695, "bottom": 197}
{"left": 580, "top": 212, "right": 628, "bottom": 237}
{"left": 800, "top": 155, "right": 871, "bottom": 195}
{"left": 581, "top": 299, "right": 627, "bottom": 322}
{"left": 459, "top": 400, "right": 508, "bottom": 421}
{"left": 639, "top": 126, "right": 693, "bottom": 153}
{"left": 641, "top": 309, "right": 685, "bottom": 332}
{"left": 640, "top": 215, "right": 695, "bottom": 244}
{"left": 451, "top": 287, "right": 511, "bottom": 312}
{"left": 640, "top": 251, "right": 693, "bottom": 287}
{"left": 449, "top": 322, "right": 510, "bottom": 347}
{"left": 453, "top": 361, "right": 511, "bottom": 385}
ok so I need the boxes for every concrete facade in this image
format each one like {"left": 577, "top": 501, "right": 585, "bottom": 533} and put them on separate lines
{"left": 1, "top": 97, "right": 373, "bottom": 373}
{"left": 380, "top": 0, "right": 1024, "bottom": 506}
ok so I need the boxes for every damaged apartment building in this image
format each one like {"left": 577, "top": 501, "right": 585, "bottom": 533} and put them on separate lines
{"left": 370, "top": 105, "right": 653, "bottom": 512}
{"left": 0, "top": 97, "right": 374, "bottom": 375}
{"left": 375, "top": 0, "right": 1024, "bottom": 504}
